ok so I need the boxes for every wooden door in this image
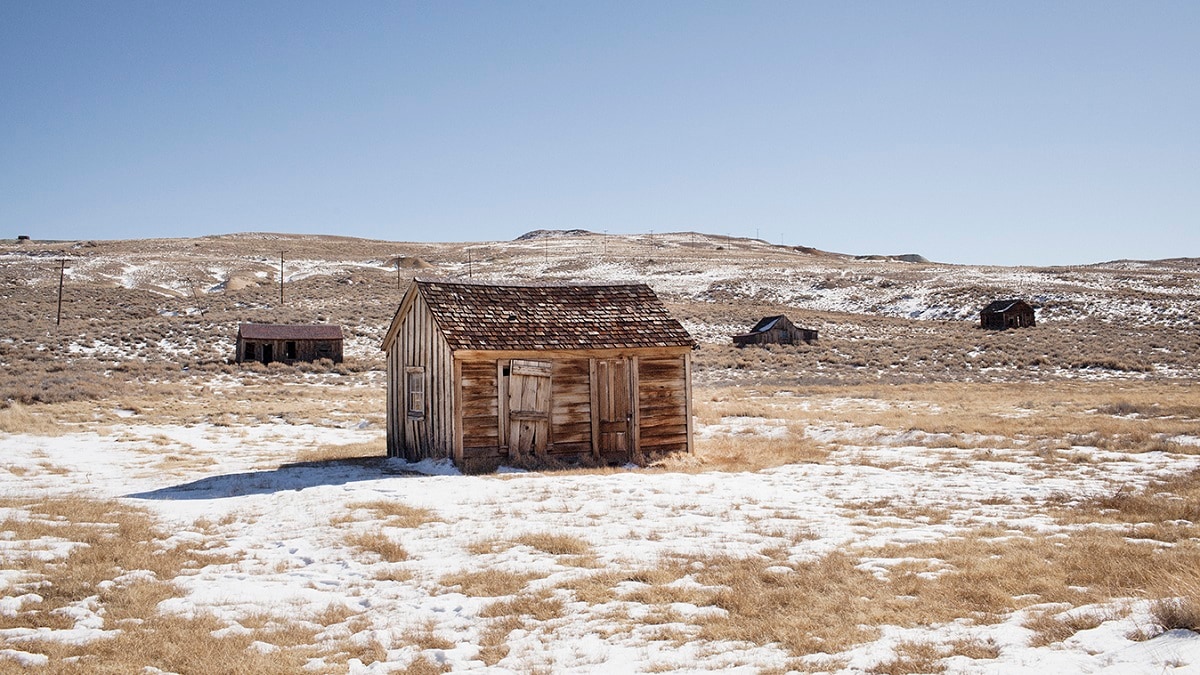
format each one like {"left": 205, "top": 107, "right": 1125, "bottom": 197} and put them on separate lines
{"left": 596, "top": 358, "right": 631, "bottom": 458}
{"left": 508, "top": 359, "right": 551, "bottom": 457}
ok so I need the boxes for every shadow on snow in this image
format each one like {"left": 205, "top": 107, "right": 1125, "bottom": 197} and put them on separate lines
{"left": 126, "top": 457, "right": 422, "bottom": 500}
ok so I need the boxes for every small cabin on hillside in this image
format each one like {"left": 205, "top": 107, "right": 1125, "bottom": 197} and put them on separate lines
{"left": 381, "top": 278, "right": 696, "bottom": 472}
{"left": 732, "top": 315, "right": 817, "bottom": 347}
{"left": 979, "top": 300, "right": 1036, "bottom": 330}
{"left": 236, "top": 324, "right": 344, "bottom": 365}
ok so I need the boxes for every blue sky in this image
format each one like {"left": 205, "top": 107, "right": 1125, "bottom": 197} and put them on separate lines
{"left": 2, "top": 2, "right": 1196, "bottom": 266}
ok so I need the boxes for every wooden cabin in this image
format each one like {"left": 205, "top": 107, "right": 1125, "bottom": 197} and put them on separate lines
{"left": 980, "top": 300, "right": 1036, "bottom": 330}
{"left": 236, "top": 323, "right": 344, "bottom": 364}
{"left": 732, "top": 315, "right": 817, "bottom": 347}
{"left": 381, "top": 279, "right": 696, "bottom": 472}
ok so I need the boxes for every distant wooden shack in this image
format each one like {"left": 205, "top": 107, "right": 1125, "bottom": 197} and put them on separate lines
{"left": 381, "top": 278, "right": 696, "bottom": 472}
{"left": 980, "top": 300, "right": 1036, "bottom": 330}
{"left": 732, "top": 315, "right": 817, "bottom": 347}
{"left": 236, "top": 324, "right": 344, "bottom": 364}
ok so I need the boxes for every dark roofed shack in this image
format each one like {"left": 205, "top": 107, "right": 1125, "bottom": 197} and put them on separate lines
{"left": 237, "top": 324, "right": 344, "bottom": 365}
{"left": 732, "top": 315, "right": 818, "bottom": 347}
{"left": 381, "top": 278, "right": 696, "bottom": 472}
{"left": 980, "top": 300, "right": 1036, "bottom": 330}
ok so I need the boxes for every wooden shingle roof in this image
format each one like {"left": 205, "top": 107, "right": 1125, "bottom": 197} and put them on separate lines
{"left": 238, "top": 324, "right": 343, "bottom": 341}
{"left": 409, "top": 279, "right": 695, "bottom": 351}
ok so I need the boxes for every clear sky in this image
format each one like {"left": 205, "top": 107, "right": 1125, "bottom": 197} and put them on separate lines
{"left": 2, "top": 2, "right": 1196, "bottom": 266}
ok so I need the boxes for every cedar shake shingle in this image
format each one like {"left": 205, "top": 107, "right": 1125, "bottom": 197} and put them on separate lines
{"left": 414, "top": 279, "right": 694, "bottom": 351}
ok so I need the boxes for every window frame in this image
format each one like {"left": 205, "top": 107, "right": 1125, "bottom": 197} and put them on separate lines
{"left": 405, "top": 366, "right": 426, "bottom": 420}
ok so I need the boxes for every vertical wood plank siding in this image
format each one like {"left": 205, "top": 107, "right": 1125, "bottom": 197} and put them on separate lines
{"left": 391, "top": 293, "right": 454, "bottom": 461}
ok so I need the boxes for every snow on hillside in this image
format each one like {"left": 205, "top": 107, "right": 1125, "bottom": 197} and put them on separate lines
{"left": 4, "top": 233, "right": 1198, "bottom": 328}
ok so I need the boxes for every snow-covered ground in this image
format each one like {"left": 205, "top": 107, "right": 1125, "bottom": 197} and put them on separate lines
{"left": 3, "top": 410, "right": 1198, "bottom": 673}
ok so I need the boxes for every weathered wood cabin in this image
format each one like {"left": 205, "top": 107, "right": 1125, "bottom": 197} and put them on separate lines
{"left": 381, "top": 279, "right": 696, "bottom": 472}
{"left": 980, "top": 300, "right": 1036, "bottom": 330}
{"left": 236, "top": 324, "right": 344, "bottom": 364}
{"left": 732, "top": 315, "right": 818, "bottom": 347}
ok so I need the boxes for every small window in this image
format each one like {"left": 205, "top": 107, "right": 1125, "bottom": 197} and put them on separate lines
{"left": 317, "top": 342, "right": 333, "bottom": 356}
{"left": 406, "top": 367, "right": 425, "bottom": 419}
{"left": 285, "top": 341, "right": 297, "bottom": 359}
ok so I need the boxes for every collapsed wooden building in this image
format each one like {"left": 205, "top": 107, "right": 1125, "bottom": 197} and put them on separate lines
{"left": 236, "top": 323, "right": 344, "bottom": 365}
{"left": 979, "top": 300, "right": 1036, "bottom": 330}
{"left": 381, "top": 278, "right": 696, "bottom": 472}
{"left": 732, "top": 315, "right": 818, "bottom": 347}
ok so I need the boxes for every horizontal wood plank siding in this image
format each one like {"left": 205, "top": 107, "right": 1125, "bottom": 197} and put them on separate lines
{"left": 549, "top": 358, "right": 592, "bottom": 453}
{"left": 637, "top": 356, "right": 689, "bottom": 457}
{"left": 461, "top": 360, "right": 499, "bottom": 450}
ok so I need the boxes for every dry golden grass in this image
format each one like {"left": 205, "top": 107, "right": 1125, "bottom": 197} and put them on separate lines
{"left": 476, "top": 614, "right": 522, "bottom": 666}
{"left": 400, "top": 618, "right": 455, "bottom": 650}
{"left": 345, "top": 531, "right": 409, "bottom": 563}
{"left": 1151, "top": 592, "right": 1200, "bottom": 633}
{"left": 556, "top": 567, "right": 684, "bottom": 606}
{"left": 480, "top": 591, "right": 565, "bottom": 622}
{"left": 0, "top": 496, "right": 333, "bottom": 673}
{"left": 399, "top": 656, "right": 453, "bottom": 674}
{"left": 1024, "top": 608, "right": 1110, "bottom": 647}
{"left": 947, "top": 637, "right": 1001, "bottom": 660}
{"left": 512, "top": 531, "right": 592, "bottom": 556}
{"left": 1054, "top": 469, "right": 1200, "bottom": 543}
{"left": 685, "top": 380, "right": 1200, "bottom": 474}
{"left": 466, "top": 537, "right": 512, "bottom": 555}
{"left": 0, "top": 402, "right": 65, "bottom": 435}
{"left": 541, "top": 520, "right": 1200, "bottom": 660}
{"left": 347, "top": 499, "right": 440, "bottom": 528}
{"left": 439, "top": 569, "right": 539, "bottom": 597}
{"left": 869, "top": 641, "right": 948, "bottom": 674}
{"left": 296, "top": 438, "right": 386, "bottom": 463}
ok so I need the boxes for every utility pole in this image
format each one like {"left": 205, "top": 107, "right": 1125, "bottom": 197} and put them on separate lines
{"left": 56, "top": 259, "right": 65, "bottom": 326}
{"left": 396, "top": 257, "right": 401, "bottom": 291}
{"left": 279, "top": 252, "right": 284, "bottom": 306}
{"left": 603, "top": 230, "right": 608, "bottom": 256}
{"left": 467, "top": 250, "right": 473, "bottom": 280}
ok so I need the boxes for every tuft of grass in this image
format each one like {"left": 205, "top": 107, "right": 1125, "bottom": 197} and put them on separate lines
{"left": 477, "top": 615, "right": 522, "bottom": 666}
{"left": 480, "top": 591, "right": 564, "bottom": 622}
{"left": 1024, "top": 609, "right": 1109, "bottom": 647}
{"left": 295, "top": 439, "right": 385, "bottom": 463}
{"left": 1150, "top": 588, "right": 1200, "bottom": 634}
{"left": 947, "top": 637, "right": 1001, "bottom": 660}
{"left": 0, "top": 402, "right": 64, "bottom": 435}
{"left": 348, "top": 499, "right": 440, "bottom": 528}
{"left": 346, "top": 531, "right": 409, "bottom": 563}
{"left": 439, "top": 569, "right": 539, "bottom": 597}
{"left": 400, "top": 618, "right": 455, "bottom": 650}
{"left": 869, "top": 641, "right": 947, "bottom": 674}
{"left": 513, "top": 531, "right": 592, "bottom": 556}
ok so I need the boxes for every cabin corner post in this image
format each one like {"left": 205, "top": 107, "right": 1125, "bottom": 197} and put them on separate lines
{"left": 386, "top": 338, "right": 399, "bottom": 457}
{"left": 588, "top": 358, "right": 601, "bottom": 460}
{"left": 452, "top": 358, "right": 464, "bottom": 466}
{"left": 684, "top": 350, "right": 694, "bottom": 455}
{"left": 629, "top": 355, "right": 642, "bottom": 464}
